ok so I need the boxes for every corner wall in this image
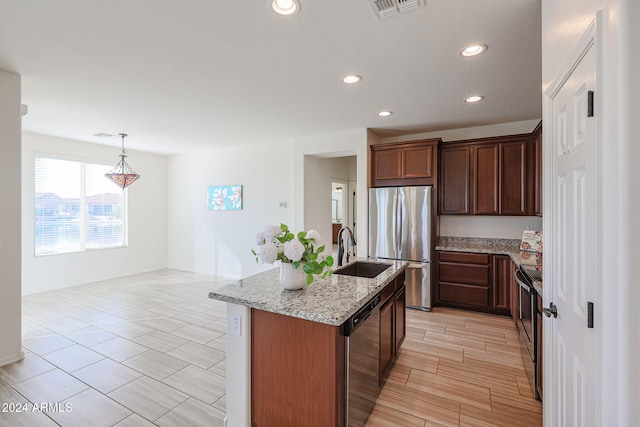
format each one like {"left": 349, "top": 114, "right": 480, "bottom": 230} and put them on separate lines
{"left": 303, "top": 156, "right": 356, "bottom": 250}
{"left": 293, "top": 128, "right": 369, "bottom": 257}
{"left": 0, "top": 70, "right": 23, "bottom": 366}
{"left": 167, "top": 140, "right": 294, "bottom": 279}
{"left": 21, "top": 132, "right": 168, "bottom": 295}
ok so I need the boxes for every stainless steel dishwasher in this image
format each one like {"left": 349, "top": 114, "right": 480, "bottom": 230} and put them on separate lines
{"left": 344, "top": 294, "right": 381, "bottom": 427}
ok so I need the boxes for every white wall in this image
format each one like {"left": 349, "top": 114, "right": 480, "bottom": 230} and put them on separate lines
{"left": 293, "top": 128, "right": 370, "bottom": 258}
{"left": 541, "top": 0, "right": 640, "bottom": 424}
{"left": 21, "top": 132, "right": 168, "bottom": 295}
{"left": 167, "top": 140, "right": 293, "bottom": 279}
{"left": 439, "top": 216, "right": 542, "bottom": 240}
{"left": 622, "top": 0, "right": 640, "bottom": 420}
{"left": 0, "top": 70, "right": 23, "bottom": 367}
{"left": 304, "top": 156, "right": 355, "bottom": 249}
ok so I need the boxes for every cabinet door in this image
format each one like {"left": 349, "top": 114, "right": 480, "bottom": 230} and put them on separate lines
{"left": 492, "top": 255, "right": 511, "bottom": 315}
{"left": 372, "top": 147, "right": 402, "bottom": 181}
{"left": 394, "top": 285, "right": 406, "bottom": 353}
{"left": 440, "top": 146, "right": 470, "bottom": 214}
{"left": 534, "top": 126, "right": 542, "bottom": 215}
{"left": 500, "top": 141, "right": 527, "bottom": 215}
{"left": 402, "top": 144, "right": 433, "bottom": 179}
{"left": 471, "top": 143, "right": 499, "bottom": 215}
{"left": 379, "top": 298, "right": 394, "bottom": 382}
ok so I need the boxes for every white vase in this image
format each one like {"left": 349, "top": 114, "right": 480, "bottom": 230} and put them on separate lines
{"left": 279, "top": 263, "right": 306, "bottom": 290}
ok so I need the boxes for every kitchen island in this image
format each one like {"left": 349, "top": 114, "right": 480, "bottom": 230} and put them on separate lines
{"left": 208, "top": 259, "right": 407, "bottom": 427}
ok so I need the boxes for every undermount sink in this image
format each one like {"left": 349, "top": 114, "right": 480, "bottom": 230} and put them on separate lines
{"left": 333, "top": 261, "right": 392, "bottom": 278}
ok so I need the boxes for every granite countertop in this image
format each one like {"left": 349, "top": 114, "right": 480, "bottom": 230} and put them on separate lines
{"left": 208, "top": 258, "right": 407, "bottom": 326}
{"left": 436, "top": 236, "right": 543, "bottom": 294}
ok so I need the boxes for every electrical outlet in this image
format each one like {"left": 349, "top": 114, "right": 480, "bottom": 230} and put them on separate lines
{"left": 526, "top": 224, "right": 535, "bottom": 231}
{"left": 231, "top": 314, "right": 241, "bottom": 336}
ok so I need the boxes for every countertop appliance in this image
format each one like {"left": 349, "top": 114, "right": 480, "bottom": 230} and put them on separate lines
{"left": 344, "top": 294, "right": 381, "bottom": 427}
{"left": 369, "top": 186, "right": 432, "bottom": 311}
{"left": 515, "top": 266, "right": 540, "bottom": 400}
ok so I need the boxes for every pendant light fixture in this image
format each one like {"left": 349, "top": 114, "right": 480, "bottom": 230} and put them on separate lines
{"left": 105, "top": 133, "right": 140, "bottom": 189}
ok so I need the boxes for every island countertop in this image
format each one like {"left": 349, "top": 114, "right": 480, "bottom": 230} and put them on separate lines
{"left": 208, "top": 258, "right": 408, "bottom": 326}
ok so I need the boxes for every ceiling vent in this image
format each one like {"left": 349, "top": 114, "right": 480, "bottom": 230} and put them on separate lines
{"left": 368, "top": 0, "right": 425, "bottom": 20}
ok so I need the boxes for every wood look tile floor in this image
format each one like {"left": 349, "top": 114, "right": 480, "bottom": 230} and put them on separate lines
{"left": 367, "top": 308, "right": 542, "bottom": 427}
{"left": 0, "top": 270, "right": 541, "bottom": 426}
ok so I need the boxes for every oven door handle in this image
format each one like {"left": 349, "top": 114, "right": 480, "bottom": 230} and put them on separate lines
{"left": 515, "top": 270, "right": 531, "bottom": 292}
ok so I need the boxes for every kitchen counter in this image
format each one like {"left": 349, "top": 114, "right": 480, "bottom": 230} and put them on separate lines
{"left": 212, "top": 259, "right": 408, "bottom": 426}
{"left": 208, "top": 258, "right": 408, "bottom": 326}
{"left": 437, "top": 236, "right": 543, "bottom": 294}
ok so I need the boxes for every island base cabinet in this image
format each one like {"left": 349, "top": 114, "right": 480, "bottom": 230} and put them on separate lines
{"left": 251, "top": 309, "right": 345, "bottom": 426}
{"left": 379, "top": 298, "right": 394, "bottom": 382}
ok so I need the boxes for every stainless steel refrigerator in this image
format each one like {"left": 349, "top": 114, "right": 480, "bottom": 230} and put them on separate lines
{"left": 368, "top": 186, "right": 432, "bottom": 311}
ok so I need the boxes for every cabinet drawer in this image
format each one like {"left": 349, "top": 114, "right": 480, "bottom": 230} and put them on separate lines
{"left": 438, "top": 282, "right": 490, "bottom": 307}
{"left": 394, "top": 271, "right": 406, "bottom": 292}
{"left": 439, "top": 263, "right": 489, "bottom": 286}
{"left": 438, "top": 252, "right": 489, "bottom": 265}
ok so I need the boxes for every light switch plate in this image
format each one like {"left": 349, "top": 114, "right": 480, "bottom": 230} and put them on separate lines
{"left": 231, "top": 314, "right": 241, "bottom": 336}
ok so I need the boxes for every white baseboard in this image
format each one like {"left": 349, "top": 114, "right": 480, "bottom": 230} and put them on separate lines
{"left": 0, "top": 350, "right": 24, "bottom": 368}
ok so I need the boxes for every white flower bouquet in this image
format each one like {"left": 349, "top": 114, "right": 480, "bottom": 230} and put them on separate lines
{"left": 252, "top": 223, "right": 334, "bottom": 285}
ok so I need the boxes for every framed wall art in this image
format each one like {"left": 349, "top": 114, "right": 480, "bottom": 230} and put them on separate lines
{"left": 207, "top": 185, "right": 243, "bottom": 210}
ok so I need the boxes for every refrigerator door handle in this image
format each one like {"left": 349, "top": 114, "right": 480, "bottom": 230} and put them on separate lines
{"left": 396, "top": 191, "right": 403, "bottom": 258}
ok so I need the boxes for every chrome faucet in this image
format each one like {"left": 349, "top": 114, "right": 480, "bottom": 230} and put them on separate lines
{"left": 337, "top": 226, "right": 357, "bottom": 267}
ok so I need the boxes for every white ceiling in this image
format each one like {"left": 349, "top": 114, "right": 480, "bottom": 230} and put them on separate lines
{"left": 0, "top": 0, "right": 541, "bottom": 155}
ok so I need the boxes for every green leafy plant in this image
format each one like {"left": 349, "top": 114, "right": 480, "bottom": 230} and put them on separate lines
{"left": 252, "top": 223, "right": 334, "bottom": 285}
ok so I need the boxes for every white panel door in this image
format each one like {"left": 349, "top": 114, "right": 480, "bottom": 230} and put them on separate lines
{"left": 550, "top": 42, "right": 597, "bottom": 426}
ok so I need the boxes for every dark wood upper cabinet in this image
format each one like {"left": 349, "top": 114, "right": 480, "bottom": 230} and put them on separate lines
{"left": 439, "top": 123, "right": 542, "bottom": 216}
{"left": 370, "top": 139, "right": 440, "bottom": 187}
{"left": 533, "top": 123, "right": 542, "bottom": 216}
{"left": 471, "top": 143, "right": 500, "bottom": 215}
{"left": 500, "top": 140, "right": 527, "bottom": 215}
{"left": 439, "top": 145, "right": 471, "bottom": 214}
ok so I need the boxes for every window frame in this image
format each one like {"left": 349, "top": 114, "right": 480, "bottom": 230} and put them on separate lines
{"left": 34, "top": 153, "right": 129, "bottom": 257}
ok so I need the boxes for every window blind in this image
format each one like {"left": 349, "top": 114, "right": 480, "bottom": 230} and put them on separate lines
{"left": 35, "top": 156, "right": 126, "bottom": 256}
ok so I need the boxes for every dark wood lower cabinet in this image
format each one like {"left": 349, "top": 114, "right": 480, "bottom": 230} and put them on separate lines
{"left": 379, "top": 297, "right": 394, "bottom": 381}
{"left": 492, "top": 255, "right": 512, "bottom": 316}
{"left": 251, "top": 309, "right": 345, "bottom": 426}
{"left": 436, "top": 251, "right": 510, "bottom": 315}
{"left": 395, "top": 285, "right": 406, "bottom": 351}
{"left": 380, "top": 272, "right": 406, "bottom": 385}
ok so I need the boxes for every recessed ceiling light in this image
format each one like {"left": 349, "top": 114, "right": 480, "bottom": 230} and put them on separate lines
{"left": 272, "top": 0, "right": 300, "bottom": 15}
{"left": 464, "top": 95, "right": 484, "bottom": 103}
{"left": 377, "top": 110, "right": 393, "bottom": 117}
{"left": 342, "top": 74, "right": 362, "bottom": 84}
{"left": 460, "top": 44, "right": 487, "bottom": 57}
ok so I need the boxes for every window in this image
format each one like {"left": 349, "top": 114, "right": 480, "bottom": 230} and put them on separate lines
{"left": 35, "top": 155, "right": 127, "bottom": 256}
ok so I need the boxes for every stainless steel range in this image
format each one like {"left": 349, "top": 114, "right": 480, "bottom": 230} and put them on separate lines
{"left": 515, "top": 265, "right": 540, "bottom": 400}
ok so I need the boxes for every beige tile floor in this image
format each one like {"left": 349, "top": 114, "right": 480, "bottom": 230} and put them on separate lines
{"left": 1, "top": 270, "right": 229, "bottom": 426}
{"left": 0, "top": 269, "right": 541, "bottom": 426}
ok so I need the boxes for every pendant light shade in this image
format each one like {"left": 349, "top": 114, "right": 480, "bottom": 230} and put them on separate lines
{"left": 105, "top": 133, "right": 140, "bottom": 189}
